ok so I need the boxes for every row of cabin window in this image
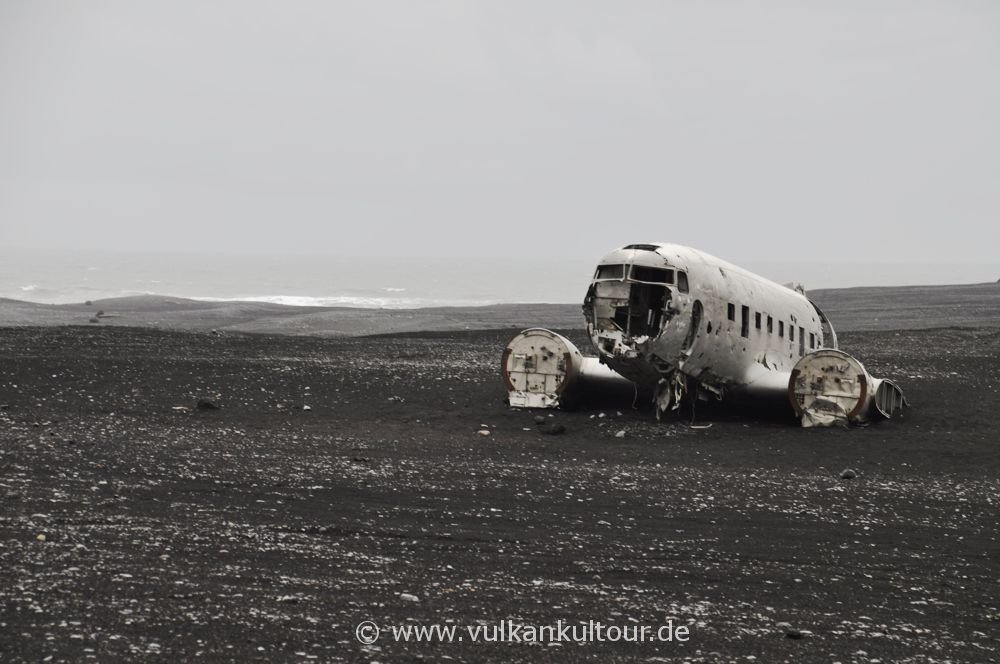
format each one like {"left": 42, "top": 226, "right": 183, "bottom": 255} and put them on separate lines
{"left": 726, "top": 303, "right": 817, "bottom": 350}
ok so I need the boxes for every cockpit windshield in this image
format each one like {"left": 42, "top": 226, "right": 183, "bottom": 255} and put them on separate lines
{"left": 630, "top": 266, "right": 673, "bottom": 285}
{"left": 593, "top": 264, "right": 675, "bottom": 285}
{"left": 594, "top": 264, "right": 625, "bottom": 280}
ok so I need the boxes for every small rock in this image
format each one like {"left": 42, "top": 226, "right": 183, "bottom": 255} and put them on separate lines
{"left": 776, "top": 622, "right": 806, "bottom": 639}
{"left": 477, "top": 429, "right": 491, "bottom": 436}
{"left": 89, "top": 317, "right": 100, "bottom": 324}
{"left": 533, "top": 415, "right": 546, "bottom": 424}
{"left": 840, "top": 468, "right": 857, "bottom": 480}
{"left": 540, "top": 423, "right": 566, "bottom": 435}
{"left": 36, "top": 534, "right": 46, "bottom": 542}
{"left": 85, "top": 300, "right": 93, "bottom": 306}
{"left": 302, "top": 405, "right": 312, "bottom": 411}
{"left": 197, "top": 398, "right": 220, "bottom": 410}
{"left": 615, "top": 430, "right": 626, "bottom": 438}
{"left": 399, "top": 593, "right": 420, "bottom": 603}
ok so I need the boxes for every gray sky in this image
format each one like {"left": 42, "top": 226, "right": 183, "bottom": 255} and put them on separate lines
{"left": 1, "top": 1, "right": 998, "bottom": 263}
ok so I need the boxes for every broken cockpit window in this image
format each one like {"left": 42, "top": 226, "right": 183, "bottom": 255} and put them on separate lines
{"left": 630, "top": 266, "right": 674, "bottom": 284}
{"left": 620, "top": 281, "right": 669, "bottom": 337}
{"left": 595, "top": 264, "right": 625, "bottom": 280}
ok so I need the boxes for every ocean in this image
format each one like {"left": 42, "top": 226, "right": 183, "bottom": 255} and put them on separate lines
{"left": 2, "top": 248, "right": 997, "bottom": 308}
{"left": 0, "top": 248, "right": 596, "bottom": 308}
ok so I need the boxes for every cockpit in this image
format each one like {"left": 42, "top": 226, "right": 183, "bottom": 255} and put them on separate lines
{"left": 584, "top": 261, "right": 689, "bottom": 339}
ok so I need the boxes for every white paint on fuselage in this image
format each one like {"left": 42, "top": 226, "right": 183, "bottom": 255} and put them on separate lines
{"left": 584, "top": 243, "right": 833, "bottom": 400}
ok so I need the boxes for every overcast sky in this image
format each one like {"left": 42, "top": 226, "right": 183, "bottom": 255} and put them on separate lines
{"left": 1, "top": 1, "right": 997, "bottom": 263}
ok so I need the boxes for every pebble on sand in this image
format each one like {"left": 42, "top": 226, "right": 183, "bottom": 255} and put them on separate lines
{"left": 840, "top": 469, "right": 857, "bottom": 480}
{"left": 399, "top": 593, "right": 420, "bottom": 603}
{"left": 776, "top": 622, "right": 804, "bottom": 639}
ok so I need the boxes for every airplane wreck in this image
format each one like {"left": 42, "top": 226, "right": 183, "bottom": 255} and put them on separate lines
{"left": 502, "top": 243, "right": 906, "bottom": 428}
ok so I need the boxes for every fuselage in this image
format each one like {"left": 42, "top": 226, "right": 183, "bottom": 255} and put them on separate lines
{"left": 582, "top": 243, "right": 836, "bottom": 402}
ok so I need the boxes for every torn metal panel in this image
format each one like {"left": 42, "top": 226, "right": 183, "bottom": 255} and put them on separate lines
{"left": 788, "top": 349, "right": 907, "bottom": 427}
{"left": 502, "top": 328, "right": 631, "bottom": 408}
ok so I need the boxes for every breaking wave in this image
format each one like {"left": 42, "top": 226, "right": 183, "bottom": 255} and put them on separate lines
{"left": 190, "top": 294, "right": 506, "bottom": 309}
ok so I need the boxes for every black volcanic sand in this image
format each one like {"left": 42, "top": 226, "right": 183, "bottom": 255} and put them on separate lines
{"left": 1, "top": 325, "right": 998, "bottom": 663}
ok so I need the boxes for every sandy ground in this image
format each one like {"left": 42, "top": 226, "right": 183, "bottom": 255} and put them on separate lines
{"left": 0, "top": 294, "right": 999, "bottom": 662}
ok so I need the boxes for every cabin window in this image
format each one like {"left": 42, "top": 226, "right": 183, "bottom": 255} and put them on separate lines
{"left": 789, "top": 325, "right": 794, "bottom": 341}
{"left": 809, "top": 332, "right": 815, "bottom": 349}
{"left": 677, "top": 271, "right": 689, "bottom": 293}
{"left": 755, "top": 312, "right": 761, "bottom": 330}
{"left": 630, "top": 266, "right": 673, "bottom": 284}
{"left": 799, "top": 327, "right": 805, "bottom": 355}
{"left": 595, "top": 264, "right": 625, "bottom": 280}
{"left": 779, "top": 321, "right": 784, "bottom": 338}
{"left": 767, "top": 315, "right": 773, "bottom": 333}
{"left": 727, "top": 303, "right": 735, "bottom": 322}
{"left": 741, "top": 305, "right": 749, "bottom": 338}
